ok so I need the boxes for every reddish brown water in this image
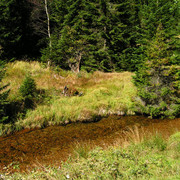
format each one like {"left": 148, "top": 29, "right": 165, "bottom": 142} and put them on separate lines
{"left": 0, "top": 115, "right": 180, "bottom": 173}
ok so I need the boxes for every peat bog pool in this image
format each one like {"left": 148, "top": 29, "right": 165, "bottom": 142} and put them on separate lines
{"left": 0, "top": 115, "right": 180, "bottom": 173}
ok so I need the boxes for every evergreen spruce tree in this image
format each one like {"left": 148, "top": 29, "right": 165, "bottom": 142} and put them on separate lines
{"left": 41, "top": 0, "right": 179, "bottom": 73}
{"left": 0, "top": 0, "right": 22, "bottom": 59}
{"left": 107, "top": 0, "right": 141, "bottom": 71}
{"left": 137, "top": 0, "right": 179, "bottom": 60}
{"left": 50, "top": 0, "right": 68, "bottom": 30}
{"left": 133, "top": 24, "right": 180, "bottom": 118}
{"left": 44, "top": 0, "right": 143, "bottom": 72}
{"left": 0, "top": 0, "right": 40, "bottom": 60}
{"left": 44, "top": 0, "right": 102, "bottom": 72}
{"left": 94, "top": 0, "right": 112, "bottom": 71}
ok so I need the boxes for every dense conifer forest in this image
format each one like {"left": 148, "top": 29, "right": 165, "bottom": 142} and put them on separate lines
{"left": 0, "top": 0, "right": 179, "bottom": 71}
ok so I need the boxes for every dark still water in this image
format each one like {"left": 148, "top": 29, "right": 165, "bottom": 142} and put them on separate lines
{"left": 0, "top": 115, "right": 180, "bottom": 173}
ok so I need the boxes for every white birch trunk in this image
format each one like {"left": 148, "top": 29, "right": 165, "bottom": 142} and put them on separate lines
{"left": 44, "top": 0, "right": 51, "bottom": 49}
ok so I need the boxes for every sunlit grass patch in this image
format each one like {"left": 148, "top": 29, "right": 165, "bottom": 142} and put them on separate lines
{"left": 1, "top": 61, "right": 136, "bottom": 132}
{"left": 15, "top": 71, "right": 136, "bottom": 129}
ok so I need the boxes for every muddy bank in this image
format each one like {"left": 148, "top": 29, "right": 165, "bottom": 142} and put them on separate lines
{"left": 0, "top": 115, "right": 180, "bottom": 173}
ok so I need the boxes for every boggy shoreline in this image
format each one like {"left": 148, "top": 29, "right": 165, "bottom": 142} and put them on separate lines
{"left": 0, "top": 115, "right": 180, "bottom": 173}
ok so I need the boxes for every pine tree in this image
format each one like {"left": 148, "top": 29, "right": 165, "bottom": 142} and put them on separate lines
{"left": 107, "top": 0, "right": 141, "bottom": 71}
{"left": 50, "top": 0, "right": 68, "bottom": 30}
{"left": 45, "top": 0, "right": 143, "bottom": 72}
{"left": 133, "top": 24, "right": 180, "bottom": 118}
{"left": 44, "top": 0, "right": 102, "bottom": 72}
{"left": 0, "top": 0, "right": 22, "bottom": 59}
{"left": 137, "top": 0, "right": 179, "bottom": 56}
{"left": 0, "top": 0, "right": 40, "bottom": 60}
{"left": 41, "top": 0, "right": 179, "bottom": 73}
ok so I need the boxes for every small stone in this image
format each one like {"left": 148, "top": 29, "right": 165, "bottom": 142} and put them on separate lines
{"left": 66, "top": 174, "right": 70, "bottom": 179}
{"left": 117, "top": 111, "right": 125, "bottom": 116}
{"left": 65, "top": 120, "right": 69, "bottom": 124}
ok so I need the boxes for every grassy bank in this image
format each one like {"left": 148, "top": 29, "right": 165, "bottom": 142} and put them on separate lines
{"left": 3, "top": 132, "right": 180, "bottom": 179}
{"left": 1, "top": 61, "right": 136, "bottom": 135}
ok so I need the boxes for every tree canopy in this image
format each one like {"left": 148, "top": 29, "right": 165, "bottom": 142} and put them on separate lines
{"left": 0, "top": 0, "right": 179, "bottom": 73}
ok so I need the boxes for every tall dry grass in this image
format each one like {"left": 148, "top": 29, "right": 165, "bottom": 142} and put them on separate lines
{"left": 3, "top": 61, "right": 137, "bottom": 130}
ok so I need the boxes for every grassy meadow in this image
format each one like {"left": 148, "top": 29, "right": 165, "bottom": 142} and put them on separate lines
{"left": 1, "top": 61, "right": 180, "bottom": 179}
{"left": 3, "top": 132, "right": 180, "bottom": 179}
{"left": 0, "top": 61, "right": 136, "bottom": 135}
